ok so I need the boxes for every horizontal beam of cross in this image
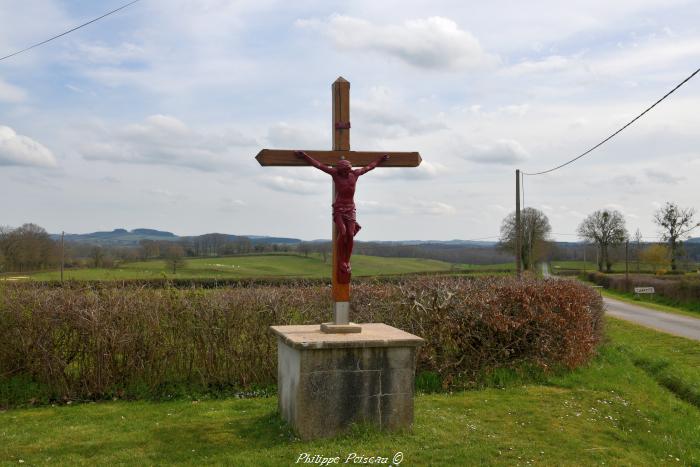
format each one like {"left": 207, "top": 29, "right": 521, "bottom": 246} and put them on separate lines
{"left": 255, "top": 149, "right": 422, "bottom": 167}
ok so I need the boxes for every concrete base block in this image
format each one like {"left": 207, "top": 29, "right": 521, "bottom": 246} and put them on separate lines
{"left": 270, "top": 323, "right": 424, "bottom": 440}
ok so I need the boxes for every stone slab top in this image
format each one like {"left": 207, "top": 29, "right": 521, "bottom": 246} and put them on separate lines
{"left": 270, "top": 323, "right": 425, "bottom": 350}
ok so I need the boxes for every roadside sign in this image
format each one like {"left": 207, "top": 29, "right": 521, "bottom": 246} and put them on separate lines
{"left": 634, "top": 287, "right": 655, "bottom": 294}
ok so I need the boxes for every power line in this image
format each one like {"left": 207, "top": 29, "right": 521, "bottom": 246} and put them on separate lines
{"left": 0, "top": 0, "right": 141, "bottom": 62}
{"left": 523, "top": 66, "right": 700, "bottom": 176}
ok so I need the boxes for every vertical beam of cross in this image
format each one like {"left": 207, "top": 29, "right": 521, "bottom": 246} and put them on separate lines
{"left": 331, "top": 77, "right": 351, "bottom": 324}
{"left": 254, "top": 77, "right": 421, "bottom": 330}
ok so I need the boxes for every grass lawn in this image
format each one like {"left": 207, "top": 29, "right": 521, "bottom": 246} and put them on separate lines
{"left": 26, "top": 254, "right": 513, "bottom": 281}
{"left": 1, "top": 317, "right": 698, "bottom": 466}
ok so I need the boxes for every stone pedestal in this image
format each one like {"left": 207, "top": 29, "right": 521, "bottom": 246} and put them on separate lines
{"left": 270, "top": 323, "right": 424, "bottom": 440}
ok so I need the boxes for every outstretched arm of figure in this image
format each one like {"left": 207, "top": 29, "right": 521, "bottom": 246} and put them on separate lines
{"left": 355, "top": 154, "right": 389, "bottom": 176}
{"left": 295, "top": 151, "right": 335, "bottom": 175}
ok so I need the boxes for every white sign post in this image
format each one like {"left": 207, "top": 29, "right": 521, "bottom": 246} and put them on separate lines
{"left": 634, "top": 287, "right": 655, "bottom": 295}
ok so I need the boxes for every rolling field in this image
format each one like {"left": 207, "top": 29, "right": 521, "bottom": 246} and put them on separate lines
{"left": 28, "top": 254, "right": 475, "bottom": 281}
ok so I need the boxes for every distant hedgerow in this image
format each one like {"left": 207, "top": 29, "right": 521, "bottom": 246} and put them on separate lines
{"left": 0, "top": 276, "right": 603, "bottom": 406}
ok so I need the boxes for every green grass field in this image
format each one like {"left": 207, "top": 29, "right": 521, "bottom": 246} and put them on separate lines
{"left": 1, "top": 317, "right": 698, "bottom": 466}
{"left": 26, "top": 254, "right": 513, "bottom": 281}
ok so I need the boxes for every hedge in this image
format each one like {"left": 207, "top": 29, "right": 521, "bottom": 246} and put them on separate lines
{"left": 0, "top": 276, "right": 603, "bottom": 406}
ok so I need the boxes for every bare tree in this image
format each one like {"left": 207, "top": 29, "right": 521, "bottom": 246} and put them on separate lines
{"left": 91, "top": 246, "right": 104, "bottom": 268}
{"left": 633, "top": 228, "right": 643, "bottom": 272}
{"left": 577, "top": 210, "right": 628, "bottom": 272}
{"left": 164, "top": 243, "right": 187, "bottom": 274}
{"left": 653, "top": 202, "right": 699, "bottom": 271}
{"left": 0, "top": 224, "right": 57, "bottom": 272}
{"left": 500, "top": 207, "right": 552, "bottom": 270}
{"left": 297, "top": 242, "right": 312, "bottom": 257}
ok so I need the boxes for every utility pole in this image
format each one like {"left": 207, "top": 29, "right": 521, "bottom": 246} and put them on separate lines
{"left": 625, "top": 240, "right": 629, "bottom": 291}
{"left": 515, "top": 169, "right": 522, "bottom": 277}
{"left": 60, "top": 231, "right": 65, "bottom": 284}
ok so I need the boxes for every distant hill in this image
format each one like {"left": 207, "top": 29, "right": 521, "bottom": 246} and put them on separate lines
{"left": 50, "top": 229, "right": 301, "bottom": 247}
{"left": 51, "top": 228, "right": 503, "bottom": 248}
{"left": 687, "top": 237, "right": 700, "bottom": 243}
{"left": 51, "top": 229, "right": 177, "bottom": 246}
{"left": 311, "top": 239, "right": 498, "bottom": 247}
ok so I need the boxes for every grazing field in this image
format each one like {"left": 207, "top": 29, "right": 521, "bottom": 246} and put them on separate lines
{"left": 1, "top": 317, "right": 698, "bottom": 466}
{"left": 26, "top": 254, "right": 513, "bottom": 281}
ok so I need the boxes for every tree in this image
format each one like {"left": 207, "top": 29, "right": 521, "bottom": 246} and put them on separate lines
{"left": 653, "top": 202, "right": 699, "bottom": 271}
{"left": 577, "top": 210, "right": 628, "bottom": 272}
{"left": 0, "top": 224, "right": 57, "bottom": 272}
{"left": 633, "top": 229, "right": 643, "bottom": 272}
{"left": 164, "top": 243, "right": 186, "bottom": 274}
{"left": 499, "top": 207, "right": 552, "bottom": 270}
{"left": 640, "top": 244, "right": 670, "bottom": 273}
{"left": 90, "top": 246, "right": 105, "bottom": 268}
{"left": 298, "top": 242, "right": 312, "bottom": 258}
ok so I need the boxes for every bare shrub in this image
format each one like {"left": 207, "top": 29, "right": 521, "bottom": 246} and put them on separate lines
{"left": 585, "top": 271, "right": 700, "bottom": 306}
{"left": 0, "top": 276, "right": 603, "bottom": 404}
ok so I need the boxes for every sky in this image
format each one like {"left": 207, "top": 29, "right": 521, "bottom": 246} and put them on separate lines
{"left": 0, "top": 0, "right": 698, "bottom": 241}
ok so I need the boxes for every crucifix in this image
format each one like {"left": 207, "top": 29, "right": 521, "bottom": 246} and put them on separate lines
{"left": 255, "top": 77, "right": 422, "bottom": 333}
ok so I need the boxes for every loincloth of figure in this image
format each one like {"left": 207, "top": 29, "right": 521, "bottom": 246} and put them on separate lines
{"left": 332, "top": 203, "right": 362, "bottom": 236}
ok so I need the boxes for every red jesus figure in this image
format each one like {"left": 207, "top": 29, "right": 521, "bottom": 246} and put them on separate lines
{"left": 296, "top": 151, "right": 389, "bottom": 283}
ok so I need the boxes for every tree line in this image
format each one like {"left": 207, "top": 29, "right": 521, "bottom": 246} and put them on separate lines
{"left": 499, "top": 201, "right": 699, "bottom": 273}
{"left": 0, "top": 225, "right": 295, "bottom": 274}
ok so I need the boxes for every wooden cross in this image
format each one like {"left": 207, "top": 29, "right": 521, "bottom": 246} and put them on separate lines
{"left": 255, "top": 77, "right": 421, "bottom": 331}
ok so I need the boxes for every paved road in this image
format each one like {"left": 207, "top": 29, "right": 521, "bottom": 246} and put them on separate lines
{"left": 603, "top": 297, "right": 700, "bottom": 341}
{"left": 541, "top": 263, "right": 700, "bottom": 341}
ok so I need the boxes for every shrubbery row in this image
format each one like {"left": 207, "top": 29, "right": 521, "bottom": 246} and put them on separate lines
{"left": 585, "top": 272, "right": 700, "bottom": 306}
{"left": 0, "top": 276, "right": 604, "bottom": 406}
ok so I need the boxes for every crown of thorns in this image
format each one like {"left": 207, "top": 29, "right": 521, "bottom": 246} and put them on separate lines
{"left": 336, "top": 160, "right": 352, "bottom": 168}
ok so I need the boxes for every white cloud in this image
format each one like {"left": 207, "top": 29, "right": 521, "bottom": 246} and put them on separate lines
{"left": 147, "top": 188, "right": 177, "bottom": 198}
{"left": 297, "top": 15, "right": 498, "bottom": 70}
{"left": 645, "top": 168, "right": 684, "bottom": 184}
{"left": 0, "top": 126, "right": 56, "bottom": 167}
{"left": 220, "top": 198, "right": 246, "bottom": 212}
{"left": 409, "top": 200, "right": 456, "bottom": 216}
{"left": 353, "top": 86, "right": 448, "bottom": 137}
{"left": 0, "top": 79, "right": 26, "bottom": 103}
{"left": 358, "top": 199, "right": 456, "bottom": 216}
{"left": 266, "top": 122, "right": 327, "bottom": 149}
{"left": 463, "top": 139, "right": 529, "bottom": 165}
{"left": 593, "top": 37, "right": 700, "bottom": 77}
{"left": 505, "top": 55, "right": 575, "bottom": 76}
{"left": 144, "top": 187, "right": 186, "bottom": 205}
{"left": 70, "top": 41, "right": 148, "bottom": 65}
{"left": 79, "top": 115, "right": 257, "bottom": 171}
{"left": 372, "top": 160, "right": 444, "bottom": 180}
{"left": 261, "top": 175, "right": 324, "bottom": 195}
{"left": 356, "top": 200, "right": 395, "bottom": 215}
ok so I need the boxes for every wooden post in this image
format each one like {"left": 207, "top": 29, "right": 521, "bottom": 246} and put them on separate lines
{"left": 515, "top": 169, "right": 522, "bottom": 277}
{"left": 625, "top": 240, "right": 629, "bottom": 291}
{"left": 60, "top": 231, "right": 65, "bottom": 284}
{"left": 332, "top": 77, "right": 350, "bottom": 324}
